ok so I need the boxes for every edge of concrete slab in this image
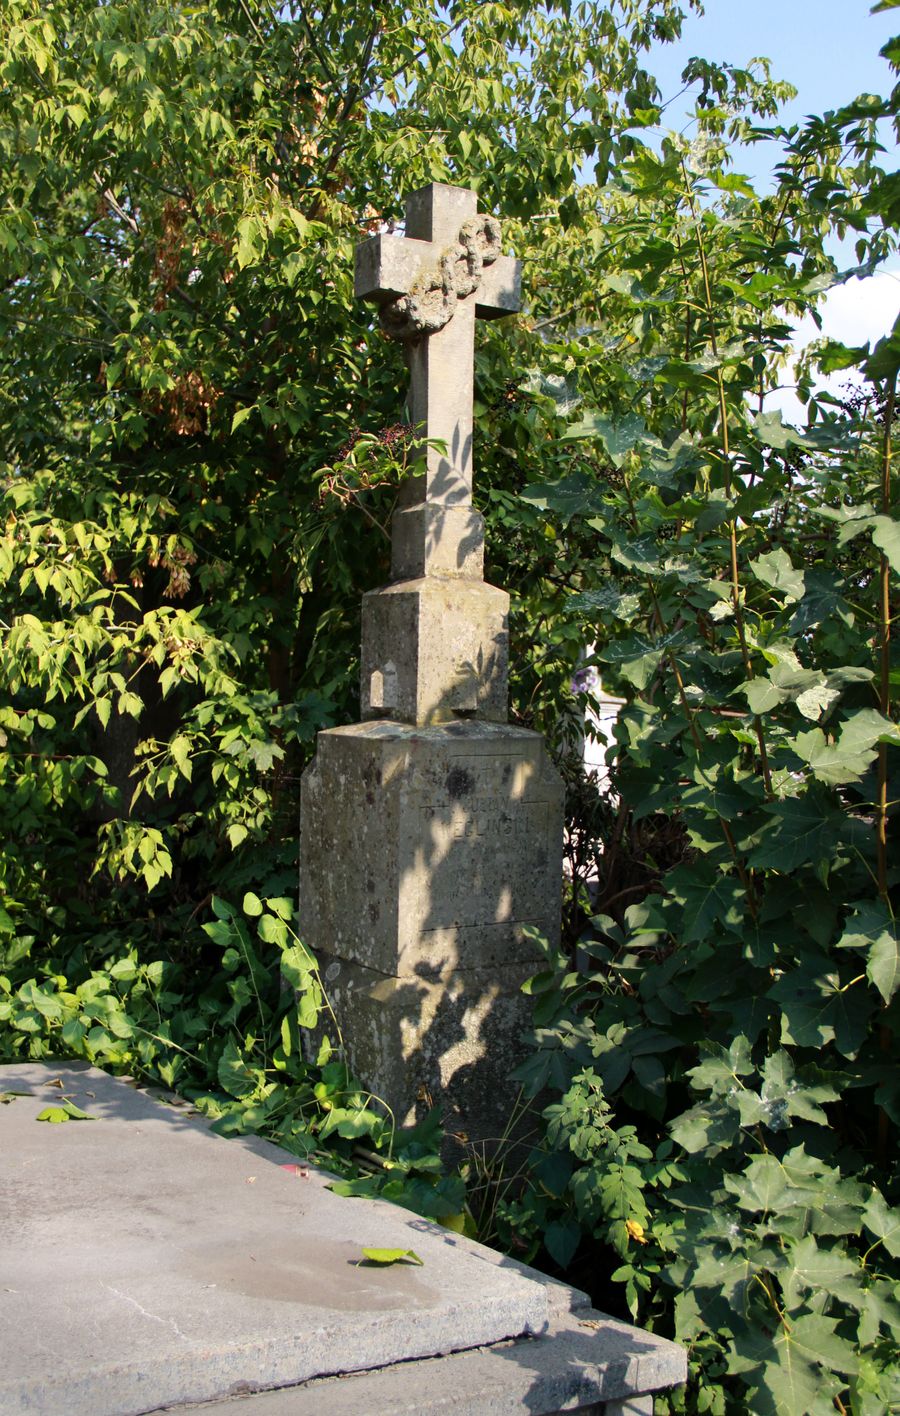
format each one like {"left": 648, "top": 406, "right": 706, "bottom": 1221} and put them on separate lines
{"left": 146, "top": 1307, "right": 686, "bottom": 1415}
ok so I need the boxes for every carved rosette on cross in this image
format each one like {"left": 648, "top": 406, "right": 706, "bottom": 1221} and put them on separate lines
{"left": 377, "top": 213, "right": 504, "bottom": 340}
{"left": 354, "top": 183, "right": 522, "bottom": 727}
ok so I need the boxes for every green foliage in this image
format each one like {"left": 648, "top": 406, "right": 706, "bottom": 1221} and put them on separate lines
{"left": 2, "top": 1, "right": 900, "bottom": 1411}
{"left": 474, "top": 19, "right": 900, "bottom": 1412}
{"left": 2, "top": 889, "right": 341, "bottom": 1148}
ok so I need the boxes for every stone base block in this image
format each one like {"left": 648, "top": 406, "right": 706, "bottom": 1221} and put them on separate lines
{"left": 391, "top": 503, "right": 485, "bottom": 580}
{"left": 360, "top": 576, "right": 508, "bottom": 724}
{"left": 299, "top": 718, "right": 564, "bottom": 1139}
{"left": 312, "top": 952, "right": 540, "bottom": 1135}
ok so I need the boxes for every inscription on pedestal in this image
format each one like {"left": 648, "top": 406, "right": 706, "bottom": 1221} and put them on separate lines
{"left": 404, "top": 748, "right": 555, "bottom": 936}
{"left": 432, "top": 802, "right": 538, "bottom": 841}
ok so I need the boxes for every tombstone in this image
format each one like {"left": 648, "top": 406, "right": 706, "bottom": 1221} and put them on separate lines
{"left": 299, "top": 183, "right": 564, "bottom": 1140}
{"left": 577, "top": 659, "right": 625, "bottom": 788}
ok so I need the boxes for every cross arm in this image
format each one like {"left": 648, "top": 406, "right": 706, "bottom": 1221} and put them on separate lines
{"left": 355, "top": 234, "right": 522, "bottom": 318}
{"left": 355, "top": 234, "right": 429, "bottom": 305}
{"left": 475, "top": 254, "right": 521, "bottom": 319}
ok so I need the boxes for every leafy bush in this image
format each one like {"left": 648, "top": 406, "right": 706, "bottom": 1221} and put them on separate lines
{"left": 2, "top": 2, "right": 899, "bottom": 1411}
{"left": 476, "top": 65, "right": 900, "bottom": 1416}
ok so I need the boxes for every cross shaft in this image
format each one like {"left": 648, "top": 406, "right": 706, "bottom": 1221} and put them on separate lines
{"left": 356, "top": 183, "right": 520, "bottom": 578}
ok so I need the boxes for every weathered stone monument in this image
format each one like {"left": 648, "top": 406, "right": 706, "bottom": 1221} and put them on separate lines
{"left": 299, "top": 183, "right": 564, "bottom": 1138}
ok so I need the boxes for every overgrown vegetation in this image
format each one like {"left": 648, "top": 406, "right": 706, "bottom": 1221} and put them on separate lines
{"left": 1, "top": 1, "right": 898, "bottom": 1411}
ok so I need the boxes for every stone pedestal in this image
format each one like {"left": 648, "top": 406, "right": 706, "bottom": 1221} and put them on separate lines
{"left": 299, "top": 720, "right": 563, "bottom": 1134}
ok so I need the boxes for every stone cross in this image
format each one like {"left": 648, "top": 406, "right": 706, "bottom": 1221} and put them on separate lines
{"left": 300, "top": 187, "right": 566, "bottom": 1149}
{"left": 355, "top": 183, "right": 521, "bottom": 582}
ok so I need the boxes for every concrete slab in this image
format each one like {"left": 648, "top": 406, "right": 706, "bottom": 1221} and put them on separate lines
{"left": 0, "top": 1063, "right": 574, "bottom": 1415}
{"left": 1, "top": 1063, "right": 685, "bottom": 1416}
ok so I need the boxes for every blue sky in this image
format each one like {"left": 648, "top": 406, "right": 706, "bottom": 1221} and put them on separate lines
{"left": 651, "top": 0, "right": 897, "bottom": 136}
{"left": 648, "top": 0, "right": 898, "bottom": 187}
{"left": 645, "top": 0, "right": 900, "bottom": 407}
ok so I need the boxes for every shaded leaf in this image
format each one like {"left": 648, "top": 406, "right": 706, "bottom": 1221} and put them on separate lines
{"left": 562, "top": 411, "right": 646, "bottom": 466}
{"left": 837, "top": 901, "right": 900, "bottom": 1003}
{"left": 862, "top": 1191, "right": 900, "bottom": 1257}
